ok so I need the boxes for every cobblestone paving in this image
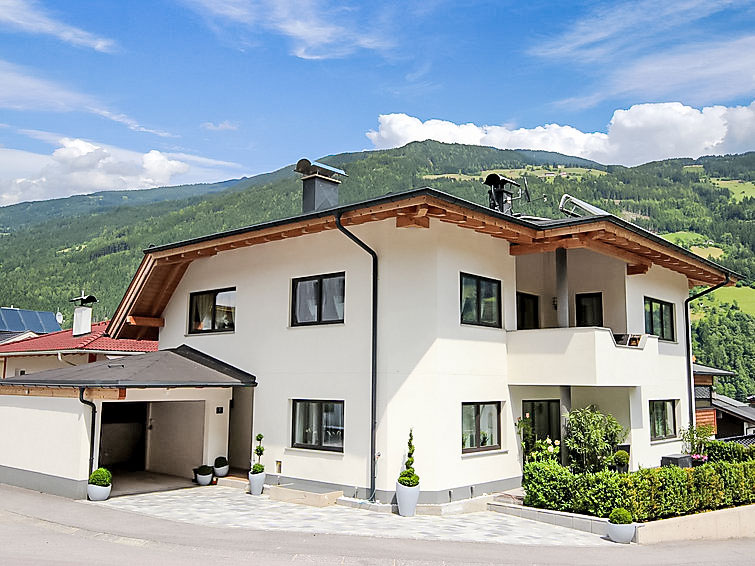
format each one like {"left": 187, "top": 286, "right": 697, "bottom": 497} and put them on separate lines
{"left": 95, "top": 486, "right": 610, "bottom": 546}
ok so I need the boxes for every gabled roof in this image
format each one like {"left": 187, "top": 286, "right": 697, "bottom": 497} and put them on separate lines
{"left": 0, "top": 307, "right": 61, "bottom": 334}
{"left": 0, "top": 345, "right": 255, "bottom": 388}
{"left": 0, "top": 330, "right": 36, "bottom": 345}
{"left": 0, "top": 321, "right": 156, "bottom": 355}
{"left": 108, "top": 187, "right": 738, "bottom": 340}
{"left": 712, "top": 393, "right": 755, "bottom": 425}
{"left": 693, "top": 363, "right": 736, "bottom": 377}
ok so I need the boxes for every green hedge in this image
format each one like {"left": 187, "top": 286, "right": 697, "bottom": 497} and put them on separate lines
{"left": 706, "top": 440, "right": 755, "bottom": 463}
{"left": 522, "top": 460, "right": 755, "bottom": 522}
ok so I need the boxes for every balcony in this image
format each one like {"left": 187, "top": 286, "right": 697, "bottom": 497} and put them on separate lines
{"left": 506, "top": 327, "right": 677, "bottom": 386}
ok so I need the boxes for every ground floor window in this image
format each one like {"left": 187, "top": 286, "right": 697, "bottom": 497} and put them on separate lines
{"left": 292, "top": 399, "right": 344, "bottom": 451}
{"left": 522, "top": 400, "right": 561, "bottom": 442}
{"left": 650, "top": 400, "right": 676, "bottom": 440}
{"left": 462, "top": 402, "right": 501, "bottom": 453}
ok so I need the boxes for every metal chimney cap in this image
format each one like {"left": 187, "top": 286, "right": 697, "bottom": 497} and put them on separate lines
{"left": 295, "top": 158, "right": 347, "bottom": 178}
{"left": 483, "top": 173, "right": 520, "bottom": 190}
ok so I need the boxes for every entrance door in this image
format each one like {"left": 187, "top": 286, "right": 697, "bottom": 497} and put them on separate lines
{"left": 228, "top": 387, "right": 254, "bottom": 469}
{"left": 99, "top": 402, "right": 148, "bottom": 471}
{"left": 576, "top": 293, "right": 603, "bottom": 327}
{"left": 522, "top": 400, "right": 561, "bottom": 442}
{"left": 146, "top": 401, "right": 204, "bottom": 479}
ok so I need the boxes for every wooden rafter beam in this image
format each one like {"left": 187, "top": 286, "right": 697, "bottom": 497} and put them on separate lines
{"left": 126, "top": 315, "right": 165, "bottom": 328}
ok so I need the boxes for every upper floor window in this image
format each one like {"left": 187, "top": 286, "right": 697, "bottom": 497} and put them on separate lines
{"left": 516, "top": 292, "right": 540, "bottom": 330}
{"left": 460, "top": 273, "right": 501, "bottom": 328}
{"left": 649, "top": 399, "right": 676, "bottom": 441}
{"left": 576, "top": 292, "right": 603, "bottom": 327}
{"left": 291, "top": 272, "right": 345, "bottom": 326}
{"left": 189, "top": 288, "right": 236, "bottom": 333}
{"left": 644, "top": 297, "right": 675, "bottom": 341}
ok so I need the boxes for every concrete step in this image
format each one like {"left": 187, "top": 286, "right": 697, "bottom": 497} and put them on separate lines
{"left": 216, "top": 476, "right": 249, "bottom": 490}
{"left": 266, "top": 485, "right": 343, "bottom": 507}
{"left": 495, "top": 487, "right": 524, "bottom": 505}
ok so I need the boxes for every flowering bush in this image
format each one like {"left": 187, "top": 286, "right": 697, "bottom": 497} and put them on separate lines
{"left": 529, "top": 437, "right": 560, "bottom": 462}
{"left": 691, "top": 454, "right": 709, "bottom": 463}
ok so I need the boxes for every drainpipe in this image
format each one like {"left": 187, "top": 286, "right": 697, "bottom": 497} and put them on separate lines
{"left": 335, "top": 210, "right": 378, "bottom": 501}
{"left": 684, "top": 275, "right": 730, "bottom": 427}
{"left": 78, "top": 387, "right": 97, "bottom": 476}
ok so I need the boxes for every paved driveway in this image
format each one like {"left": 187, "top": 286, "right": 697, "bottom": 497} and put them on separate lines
{"left": 96, "top": 485, "right": 610, "bottom": 546}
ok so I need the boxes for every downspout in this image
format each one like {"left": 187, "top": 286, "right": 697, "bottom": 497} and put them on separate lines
{"left": 1, "top": 356, "right": 6, "bottom": 379}
{"left": 78, "top": 387, "right": 97, "bottom": 476}
{"left": 684, "top": 274, "right": 730, "bottom": 427}
{"left": 335, "top": 210, "right": 378, "bottom": 501}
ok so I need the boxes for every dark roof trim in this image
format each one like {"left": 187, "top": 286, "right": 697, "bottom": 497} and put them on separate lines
{"left": 711, "top": 398, "right": 755, "bottom": 424}
{"left": 693, "top": 362, "right": 736, "bottom": 376}
{"left": 142, "top": 187, "right": 739, "bottom": 280}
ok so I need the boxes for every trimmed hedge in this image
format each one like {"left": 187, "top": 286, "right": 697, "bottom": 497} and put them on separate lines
{"left": 706, "top": 440, "right": 755, "bottom": 463}
{"left": 522, "top": 460, "right": 755, "bottom": 522}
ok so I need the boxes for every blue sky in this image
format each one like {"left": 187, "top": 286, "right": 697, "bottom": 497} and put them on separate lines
{"left": 1, "top": 0, "right": 754, "bottom": 205}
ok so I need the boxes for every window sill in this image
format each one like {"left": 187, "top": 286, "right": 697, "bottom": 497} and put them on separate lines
{"left": 288, "top": 321, "right": 345, "bottom": 329}
{"left": 460, "top": 323, "right": 503, "bottom": 330}
{"left": 284, "top": 447, "right": 344, "bottom": 457}
{"left": 184, "top": 330, "right": 235, "bottom": 337}
{"left": 461, "top": 448, "right": 508, "bottom": 459}
{"left": 650, "top": 437, "right": 679, "bottom": 445}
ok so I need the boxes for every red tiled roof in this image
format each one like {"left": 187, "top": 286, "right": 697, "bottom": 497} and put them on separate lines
{"left": 0, "top": 321, "right": 157, "bottom": 354}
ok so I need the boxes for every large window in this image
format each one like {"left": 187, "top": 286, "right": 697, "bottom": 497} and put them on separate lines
{"left": 462, "top": 402, "right": 501, "bottom": 453}
{"left": 522, "top": 400, "right": 561, "bottom": 442}
{"left": 460, "top": 273, "right": 501, "bottom": 328}
{"left": 292, "top": 400, "right": 344, "bottom": 451}
{"left": 650, "top": 400, "right": 677, "bottom": 441}
{"left": 645, "top": 297, "right": 675, "bottom": 341}
{"left": 576, "top": 292, "right": 603, "bottom": 327}
{"left": 189, "top": 288, "right": 236, "bottom": 333}
{"left": 291, "top": 272, "right": 345, "bottom": 326}
{"left": 517, "top": 292, "right": 540, "bottom": 330}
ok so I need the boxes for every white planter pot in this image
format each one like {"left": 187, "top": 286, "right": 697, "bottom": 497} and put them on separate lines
{"left": 196, "top": 473, "right": 213, "bottom": 486}
{"left": 214, "top": 465, "right": 230, "bottom": 477}
{"left": 607, "top": 522, "right": 636, "bottom": 544}
{"left": 395, "top": 481, "right": 420, "bottom": 517}
{"left": 87, "top": 483, "right": 111, "bottom": 501}
{"left": 249, "top": 471, "right": 265, "bottom": 495}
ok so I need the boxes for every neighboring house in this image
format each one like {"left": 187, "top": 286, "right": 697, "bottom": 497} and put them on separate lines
{"left": 694, "top": 363, "right": 755, "bottom": 437}
{"left": 0, "top": 306, "right": 62, "bottom": 345}
{"left": 0, "top": 161, "right": 737, "bottom": 501}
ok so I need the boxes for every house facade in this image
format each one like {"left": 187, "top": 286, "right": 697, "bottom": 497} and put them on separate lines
{"left": 694, "top": 363, "right": 755, "bottom": 437}
{"left": 105, "top": 171, "right": 734, "bottom": 503}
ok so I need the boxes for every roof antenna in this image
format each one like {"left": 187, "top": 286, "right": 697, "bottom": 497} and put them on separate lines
{"left": 483, "top": 174, "right": 531, "bottom": 215}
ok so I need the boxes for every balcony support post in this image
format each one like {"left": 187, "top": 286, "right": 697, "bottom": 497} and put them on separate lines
{"left": 555, "top": 248, "right": 569, "bottom": 328}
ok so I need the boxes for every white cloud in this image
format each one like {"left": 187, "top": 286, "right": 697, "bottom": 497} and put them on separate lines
{"left": 183, "top": 0, "right": 393, "bottom": 59}
{"left": 201, "top": 120, "right": 239, "bottom": 131}
{"left": 0, "top": 136, "right": 246, "bottom": 206}
{"left": 0, "top": 59, "right": 175, "bottom": 137}
{"left": 366, "top": 101, "right": 755, "bottom": 166}
{"left": 0, "top": 0, "right": 116, "bottom": 52}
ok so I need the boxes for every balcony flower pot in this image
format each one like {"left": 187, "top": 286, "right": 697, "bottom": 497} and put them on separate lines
{"left": 607, "top": 522, "right": 636, "bottom": 544}
{"left": 87, "top": 483, "right": 111, "bottom": 501}
{"left": 248, "top": 470, "right": 265, "bottom": 495}
{"left": 395, "top": 481, "right": 420, "bottom": 517}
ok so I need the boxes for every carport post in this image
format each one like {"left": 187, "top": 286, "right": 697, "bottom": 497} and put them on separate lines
{"left": 78, "top": 387, "right": 97, "bottom": 475}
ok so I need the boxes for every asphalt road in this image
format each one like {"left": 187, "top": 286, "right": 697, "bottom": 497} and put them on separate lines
{"left": 1, "top": 484, "right": 754, "bottom": 565}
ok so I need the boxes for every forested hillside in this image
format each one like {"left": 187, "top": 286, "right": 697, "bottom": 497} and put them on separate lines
{"left": 1, "top": 140, "right": 754, "bottom": 399}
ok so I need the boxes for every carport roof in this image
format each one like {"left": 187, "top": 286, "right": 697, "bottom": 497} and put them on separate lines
{"left": 0, "top": 345, "right": 256, "bottom": 388}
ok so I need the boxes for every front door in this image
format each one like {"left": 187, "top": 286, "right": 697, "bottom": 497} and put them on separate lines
{"left": 522, "top": 399, "right": 561, "bottom": 442}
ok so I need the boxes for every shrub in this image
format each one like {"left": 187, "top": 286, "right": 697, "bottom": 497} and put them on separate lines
{"left": 251, "top": 433, "right": 264, "bottom": 474}
{"left": 214, "top": 456, "right": 228, "bottom": 468}
{"left": 706, "top": 440, "right": 753, "bottom": 463}
{"left": 681, "top": 424, "right": 713, "bottom": 456}
{"left": 522, "top": 460, "right": 574, "bottom": 511}
{"left": 613, "top": 450, "right": 629, "bottom": 467}
{"left": 88, "top": 467, "right": 112, "bottom": 487}
{"left": 196, "top": 465, "right": 213, "bottom": 476}
{"left": 609, "top": 508, "right": 632, "bottom": 524}
{"left": 397, "top": 429, "right": 420, "bottom": 487}
{"left": 515, "top": 416, "right": 535, "bottom": 460}
{"left": 572, "top": 469, "right": 630, "bottom": 517}
{"left": 251, "top": 463, "right": 264, "bottom": 475}
{"left": 529, "top": 437, "right": 560, "bottom": 462}
{"left": 564, "top": 406, "right": 627, "bottom": 473}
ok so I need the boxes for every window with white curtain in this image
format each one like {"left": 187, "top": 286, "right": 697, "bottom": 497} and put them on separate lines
{"left": 292, "top": 399, "right": 344, "bottom": 451}
{"left": 462, "top": 402, "right": 501, "bottom": 453}
{"left": 291, "top": 273, "right": 345, "bottom": 326}
{"left": 650, "top": 400, "right": 677, "bottom": 440}
{"left": 189, "top": 288, "right": 236, "bottom": 333}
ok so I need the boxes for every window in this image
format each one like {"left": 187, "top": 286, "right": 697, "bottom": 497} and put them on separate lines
{"left": 644, "top": 297, "right": 675, "bottom": 341}
{"left": 292, "top": 399, "right": 344, "bottom": 451}
{"left": 576, "top": 292, "right": 603, "bottom": 327}
{"left": 462, "top": 402, "right": 501, "bottom": 453}
{"left": 189, "top": 288, "right": 236, "bottom": 333}
{"left": 460, "top": 273, "right": 501, "bottom": 328}
{"left": 522, "top": 400, "right": 561, "bottom": 442}
{"left": 650, "top": 400, "right": 676, "bottom": 440}
{"left": 291, "top": 272, "right": 345, "bottom": 326}
{"left": 516, "top": 292, "right": 540, "bottom": 330}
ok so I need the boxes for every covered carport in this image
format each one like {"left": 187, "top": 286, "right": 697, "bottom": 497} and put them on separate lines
{"left": 0, "top": 345, "right": 256, "bottom": 499}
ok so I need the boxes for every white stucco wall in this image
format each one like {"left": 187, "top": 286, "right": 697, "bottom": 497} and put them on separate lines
{"left": 2, "top": 354, "right": 92, "bottom": 377}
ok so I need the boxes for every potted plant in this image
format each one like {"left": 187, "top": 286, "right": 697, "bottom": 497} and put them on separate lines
{"left": 87, "top": 467, "right": 112, "bottom": 501}
{"left": 607, "top": 508, "right": 635, "bottom": 543}
{"left": 195, "top": 465, "right": 214, "bottom": 486}
{"left": 613, "top": 449, "right": 629, "bottom": 473}
{"left": 248, "top": 433, "right": 265, "bottom": 495}
{"left": 214, "top": 456, "right": 230, "bottom": 477}
{"left": 396, "top": 429, "right": 420, "bottom": 517}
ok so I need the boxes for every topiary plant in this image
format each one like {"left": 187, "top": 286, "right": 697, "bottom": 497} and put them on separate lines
{"left": 608, "top": 508, "right": 633, "bottom": 524}
{"left": 251, "top": 433, "right": 265, "bottom": 474}
{"left": 613, "top": 450, "right": 629, "bottom": 467}
{"left": 88, "top": 467, "right": 112, "bottom": 487}
{"left": 196, "top": 465, "right": 213, "bottom": 476}
{"left": 397, "top": 429, "right": 419, "bottom": 487}
{"left": 214, "top": 456, "right": 228, "bottom": 468}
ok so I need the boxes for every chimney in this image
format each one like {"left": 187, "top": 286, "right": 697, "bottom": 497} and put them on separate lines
{"left": 295, "top": 158, "right": 346, "bottom": 213}
{"left": 69, "top": 291, "right": 98, "bottom": 336}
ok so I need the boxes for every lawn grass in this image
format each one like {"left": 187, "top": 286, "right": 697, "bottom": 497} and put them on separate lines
{"left": 710, "top": 286, "right": 755, "bottom": 315}
{"left": 690, "top": 245, "right": 725, "bottom": 259}
{"left": 661, "top": 231, "right": 708, "bottom": 246}
{"left": 422, "top": 166, "right": 606, "bottom": 183}
{"left": 711, "top": 178, "right": 755, "bottom": 202}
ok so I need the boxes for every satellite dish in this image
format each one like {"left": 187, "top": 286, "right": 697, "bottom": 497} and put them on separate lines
{"left": 55, "top": 311, "right": 63, "bottom": 325}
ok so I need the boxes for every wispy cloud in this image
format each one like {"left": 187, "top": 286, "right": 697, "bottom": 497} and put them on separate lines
{"left": 183, "top": 0, "right": 394, "bottom": 59}
{"left": 0, "top": 59, "right": 175, "bottom": 137}
{"left": 201, "top": 120, "right": 239, "bottom": 131}
{"left": 0, "top": 0, "right": 116, "bottom": 52}
{"left": 367, "top": 101, "right": 755, "bottom": 166}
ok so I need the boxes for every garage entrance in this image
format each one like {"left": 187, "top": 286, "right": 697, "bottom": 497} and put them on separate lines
{"left": 99, "top": 400, "right": 205, "bottom": 496}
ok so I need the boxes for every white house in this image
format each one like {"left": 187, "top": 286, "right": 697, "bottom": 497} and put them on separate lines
{"left": 0, "top": 161, "right": 736, "bottom": 502}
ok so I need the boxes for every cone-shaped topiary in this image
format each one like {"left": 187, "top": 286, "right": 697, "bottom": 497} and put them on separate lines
{"left": 251, "top": 433, "right": 265, "bottom": 474}
{"left": 397, "top": 429, "right": 419, "bottom": 487}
